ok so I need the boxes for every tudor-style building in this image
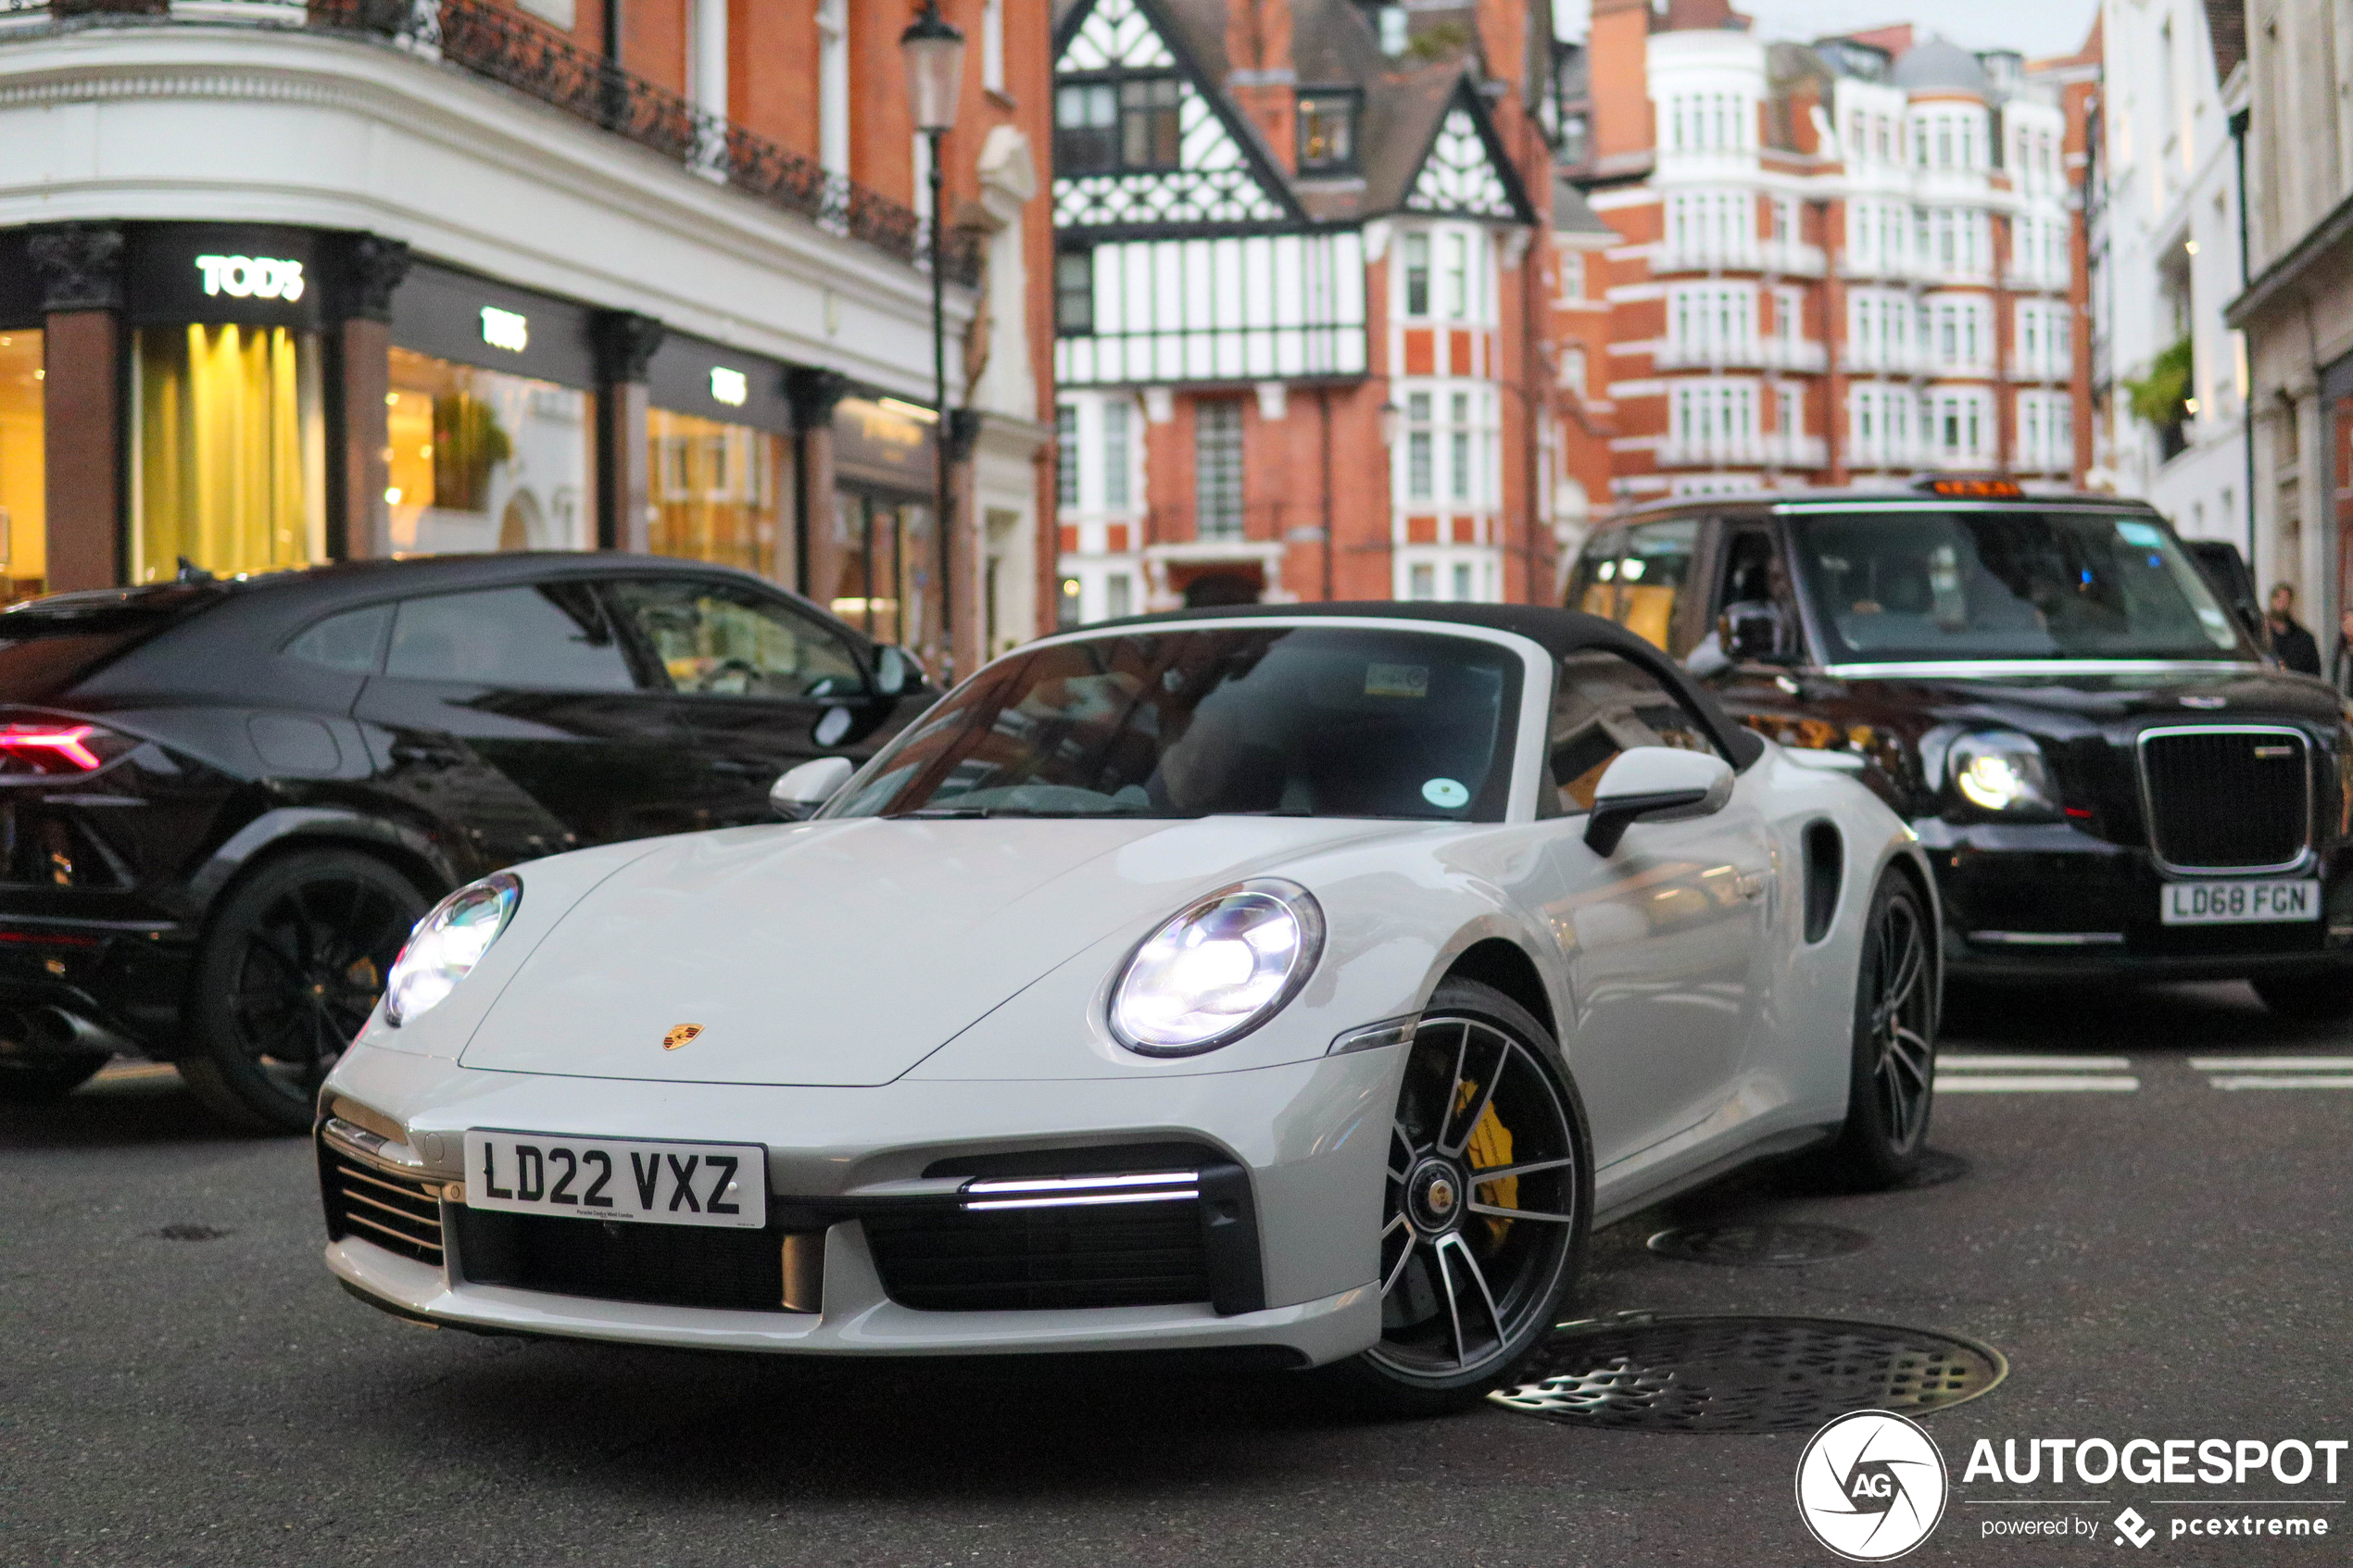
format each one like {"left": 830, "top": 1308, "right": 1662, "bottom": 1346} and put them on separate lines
{"left": 1048, "top": 0, "right": 1567, "bottom": 616}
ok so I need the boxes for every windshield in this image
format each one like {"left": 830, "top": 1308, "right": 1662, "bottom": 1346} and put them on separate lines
{"left": 1788, "top": 510, "right": 2253, "bottom": 663}
{"left": 828, "top": 626, "right": 1524, "bottom": 822}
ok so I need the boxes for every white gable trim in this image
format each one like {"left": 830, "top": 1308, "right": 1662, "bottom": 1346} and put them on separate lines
{"left": 1404, "top": 105, "right": 1520, "bottom": 221}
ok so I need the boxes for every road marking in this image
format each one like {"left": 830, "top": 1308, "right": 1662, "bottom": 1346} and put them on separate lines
{"left": 2208, "top": 1074, "right": 2353, "bottom": 1091}
{"left": 1936, "top": 1074, "right": 2141, "bottom": 1093}
{"left": 1941, "top": 1054, "right": 2134, "bottom": 1072}
{"left": 2186, "top": 1056, "right": 2353, "bottom": 1072}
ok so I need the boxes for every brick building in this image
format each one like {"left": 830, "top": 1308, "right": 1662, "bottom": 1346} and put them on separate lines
{"left": 0, "top": 0, "right": 1057, "bottom": 673}
{"left": 1047, "top": 0, "right": 1573, "bottom": 618}
{"left": 1564, "top": 0, "right": 2094, "bottom": 505}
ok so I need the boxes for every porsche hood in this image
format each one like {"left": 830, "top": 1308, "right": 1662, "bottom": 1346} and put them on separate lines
{"left": 458, "top": 816, "right": 1397, "bottom": 1086}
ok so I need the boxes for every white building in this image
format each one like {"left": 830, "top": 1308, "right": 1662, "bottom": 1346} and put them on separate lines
{"left": 2094, "top": 0, "right": 2249, "bottom": 551}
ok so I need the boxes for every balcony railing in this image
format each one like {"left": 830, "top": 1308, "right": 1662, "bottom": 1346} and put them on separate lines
{"left": 1655, "top": 338, "right": 1828, "bottom": 372}
{"left": 1756, "top": 240, "right": 1826, "bottom": 278}
{"left": 1657, "top": 433, "right": 1825, "bottom": 470}
{"left": 7, "top": 0, "right": 976, "bottom": 284}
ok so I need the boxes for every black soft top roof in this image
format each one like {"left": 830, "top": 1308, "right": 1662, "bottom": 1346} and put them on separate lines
{"left": 1065, "top": 601, "right": 1767, "bottom": 769}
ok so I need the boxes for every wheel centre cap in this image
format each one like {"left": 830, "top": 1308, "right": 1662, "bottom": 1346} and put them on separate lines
{"left": 1407, "top": 1158, "right": 1469, "bottom": 1234}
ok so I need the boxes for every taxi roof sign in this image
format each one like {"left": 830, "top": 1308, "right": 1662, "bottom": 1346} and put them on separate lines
{"left": 1914, "top": 476, "right": 2026, "bottom": 498}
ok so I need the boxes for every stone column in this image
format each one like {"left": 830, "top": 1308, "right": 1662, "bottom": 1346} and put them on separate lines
{"left": 330, "top": 233, "right": 411, "bottom": 560}
{"left": 592, "top": 311, "right": 665, "bottom": 554}
{"left": 786, "top": 367, "right": 850, "bottom": 607}
{"left": 27, "top": 225, "right": 123, "bottom": 594}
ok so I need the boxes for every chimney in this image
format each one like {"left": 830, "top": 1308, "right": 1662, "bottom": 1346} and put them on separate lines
{"left": 1227, "top": 0, "right": 1297, "bottom": 173}
{"left": 1588, "top": 0, "right": 1654, "bottom": 165}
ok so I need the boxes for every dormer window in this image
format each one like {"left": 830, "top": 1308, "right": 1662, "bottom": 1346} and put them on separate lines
{"left": 1297, "top": 92, "right": 1359, "bottom": 172}
{"left": 1055, "top": 75, "right": 1183, "bottom": 176}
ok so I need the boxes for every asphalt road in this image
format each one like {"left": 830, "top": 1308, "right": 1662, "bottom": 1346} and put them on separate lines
{"left": 6, "top": 980, "right": 2350, "bottom": 1568}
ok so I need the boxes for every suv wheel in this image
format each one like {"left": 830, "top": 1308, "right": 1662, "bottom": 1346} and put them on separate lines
{"left": 180, "top": 849, "right": 429, "bottom": 1135}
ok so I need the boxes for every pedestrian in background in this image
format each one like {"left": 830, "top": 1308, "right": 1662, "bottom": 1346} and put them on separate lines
{"left": 2267, "top": 583, "right": 2322, "bottom": 676}
{"left": 2334, "top": 608, "right": 2353, "bottom": 697}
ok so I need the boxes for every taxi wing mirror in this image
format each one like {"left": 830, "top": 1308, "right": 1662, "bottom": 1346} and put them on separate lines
{"left": 1720, "top": 601, "right": 1788, "bottom": 663}
{"left": 771, "top": 756, "right": 855, "bottom": 821}
{"left": 1585, "top": 746, "right": 1735, "bottom": 856}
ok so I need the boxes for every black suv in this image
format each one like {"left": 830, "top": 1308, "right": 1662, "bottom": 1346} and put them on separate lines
{"left": 0, "top": 553, "right": 933, "bottom": 1127}
{"left": 1569, "top": 483, "right": 2353, "bottom": 1016}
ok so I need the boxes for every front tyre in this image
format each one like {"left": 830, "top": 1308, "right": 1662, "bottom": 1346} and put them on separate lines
{"left": 1328, "top": 977, "right": 1591, "bottom": 1414}
{"left": 180, "top": 849, "right": 430, "bottom": 1135}
{"left": 1823, "top": 871, "right": 1938, "bottom": 1189}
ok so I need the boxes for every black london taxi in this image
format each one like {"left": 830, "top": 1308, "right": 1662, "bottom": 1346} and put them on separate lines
{"left": 1568, "top": 480, "right": 2353, "bottom": 1017}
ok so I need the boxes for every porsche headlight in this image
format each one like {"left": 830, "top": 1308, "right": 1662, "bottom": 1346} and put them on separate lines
{"left": 1110, "top": 879, "right": 1324, "bottom": 1056}
{"left": 384, "top": 872, "right": 521, "bottom": 1027}
{"left": 1949, "top": 730, "right": 2057, "bottom": 814}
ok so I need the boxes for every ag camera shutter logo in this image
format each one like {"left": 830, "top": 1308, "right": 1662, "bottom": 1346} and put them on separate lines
{"left": 194, "top": 255, "right": 305, "bottom": 303}
{"left": 1795, "top": 1411, "right": 1949, "bottom": 1561}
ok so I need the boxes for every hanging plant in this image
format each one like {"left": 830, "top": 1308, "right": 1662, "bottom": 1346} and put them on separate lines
{"left": 2123, "top": 336, "right": 2193, "bottom": 428}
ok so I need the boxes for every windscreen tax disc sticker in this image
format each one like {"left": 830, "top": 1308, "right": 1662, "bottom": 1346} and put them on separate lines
{"left": 1423, "top": 777, "right": 1470, "bottom": 808}
{"left": 1365, "top": 663, "right": 1429, "bottom": 698}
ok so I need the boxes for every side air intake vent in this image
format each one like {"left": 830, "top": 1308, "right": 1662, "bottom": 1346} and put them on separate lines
{"left": 1802, "top": 821, "right": 1843, "bottom": 944}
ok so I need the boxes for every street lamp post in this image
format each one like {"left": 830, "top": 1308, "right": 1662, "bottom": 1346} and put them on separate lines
{"left": 901, "top": 0, "right": 965, "bottom": 679}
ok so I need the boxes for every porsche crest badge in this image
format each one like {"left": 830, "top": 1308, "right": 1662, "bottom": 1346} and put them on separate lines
{"left": 662, "top": 1023, "right": 704, "bottom": 1051}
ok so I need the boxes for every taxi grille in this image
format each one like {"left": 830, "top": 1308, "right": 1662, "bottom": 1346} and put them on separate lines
{"left": 450, "top": 1209, "right": 786, "bottom": 1313}
{"left": 319, "top": 1147, "right": 445, "bottom": 1267}
{"left": 2141, "top": 728, "right": 2310, "bottom": 870}
{"left": 863, "top": 1203, "right": 1211, "bottom": 1312}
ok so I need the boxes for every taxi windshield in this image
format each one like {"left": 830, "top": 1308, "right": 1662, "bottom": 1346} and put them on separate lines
{"left": 825, "top": 625, "right": 1523, "bottom": 822}
{"left": 1788, "top": 510, "right": 2254, "bottom": 663}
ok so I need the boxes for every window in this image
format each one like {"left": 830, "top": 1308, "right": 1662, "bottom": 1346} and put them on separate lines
{"left": 1559, "top": 251, "right": 1585, "bottom": 302}
{"left": 1378, "top": 4, "right": 1406, "bottom": 55}
{"left": 1119, "top": 78, "right": 1182, "bottom": 169}
{"left": 1054, "top": 83, "right": 1117, "bottom": 174}
{"left": 646, "top": 408, "right": 790, "bottom": 581}
{"left": 1778, "top": 385, "right": 1802, "bottom": 437}
{"left": 286, "top": 604, "right": 391, "bottom": 673}
{"left": 1561, "top": 345, "right": 1587, "bottom": 396}
{"left": 133, "top": 324, "right": 327, "bottom": 583}
{"left": 1403, "top": 232, "right": 1430, "bottom": 317}
{"left": 818, "top": 0, "right": 848, "bottom": 175}
{"left": 1101, "top": 401, "right": 1130, "bottom": 508}
{"left": 1547, "top": 646, "right": 1722, "bottom": 812}
{"left": 1297, "top": 93, "right": 1357, "bottom": 170}
{"left": 1443, "top": 232, "right": 1468, "bottom": 320}
{"left": 1770, "top": 197, "right": 1793, "bottom": 245}
{"left": 607, "top": 579, "right": 864, "bottom": 699}
{"left": 1452, "top": 563, "right": 1473, "bottom": 601}
{"left": 1569, "top": 519, "right": 1698, "bottom": 654}
{"left": 1056, "top": 404, "right": 1078, "bottom": 507}
{"left": 385, "top": 584, "right": 635, "bottom": 691}
{"left": 981, "top": 0, "right": 1003, "bottom": 94}
{"left": 1054, "top": 251, "right": 1094, "bottom": 333}
{"left": 378, "top": 347, "right": 594, "bottom": 563}
{"left": 1405, "top": 391, "right": 1433, "bottom": 500}
{"left": 0, "top": 330, "right": 44, "bottom": 603}
{"left": 1449, "top": 392, "right": 1471, "bottom": 503}
{"left": 1105, "top": 573, "right": 1133, "bottom": 619}
{"left": 1409, "top": 563, "right": 1436, "bottom": 600}
{"left": 1195, "top": 400, "right": 1244, "bottom": 539}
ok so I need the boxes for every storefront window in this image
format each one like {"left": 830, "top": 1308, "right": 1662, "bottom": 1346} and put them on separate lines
{"left": 132, "top": 324, "right": 324, "bottom": 583}
{"left": 832, "top": 493, "right": 928, "bottom": 647}
{"left": 0, "top": 331, "right": 43, "bottom": 602}
{"left": 385, "top": 347, "right": 595, "bottom": 556}
{"left": 646, "top": 408, "right": 791, "bottom": 581}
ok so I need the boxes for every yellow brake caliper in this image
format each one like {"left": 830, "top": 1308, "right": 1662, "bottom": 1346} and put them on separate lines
{"left": 1454, "top": 1082, "right": 1517, "bottom": 1246}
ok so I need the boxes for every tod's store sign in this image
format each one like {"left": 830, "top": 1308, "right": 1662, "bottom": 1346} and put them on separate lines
{"left": 125, "top": 223, "right": 325, "bottom": 330}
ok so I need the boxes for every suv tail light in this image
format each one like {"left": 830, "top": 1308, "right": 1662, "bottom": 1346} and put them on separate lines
{"left": 0, "top": 723, "right": 128, "bottom": 775}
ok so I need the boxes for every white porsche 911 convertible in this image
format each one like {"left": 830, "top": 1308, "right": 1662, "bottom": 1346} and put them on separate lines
{"left": 317, "top": 604, "right": 1938, "bottom": 1408}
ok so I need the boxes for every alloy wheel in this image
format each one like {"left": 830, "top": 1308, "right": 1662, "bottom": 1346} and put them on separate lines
{"left": 1369, "top": 1014, "right": 1581, "bottom": 1383}
{"left": 1864, "top": 890, "right": 1933, "bottom": 1153}
{"left": 221, "top": 873, "right": 415, "bottom": 1108}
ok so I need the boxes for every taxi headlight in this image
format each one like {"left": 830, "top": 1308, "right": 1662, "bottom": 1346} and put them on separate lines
{"left": 1950, "top": 730, "right": 2058, "bottom": 814}
{"left": 1110, "top": 879, "right": 1323, "bottom": 1056}
{"left": 384, "top": 872, "right": 521, "bottom": 1026}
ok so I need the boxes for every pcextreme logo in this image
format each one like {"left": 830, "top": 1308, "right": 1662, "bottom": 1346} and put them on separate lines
{"left": 1796, "top": 1411, "right": 1951, "bottom": 1562}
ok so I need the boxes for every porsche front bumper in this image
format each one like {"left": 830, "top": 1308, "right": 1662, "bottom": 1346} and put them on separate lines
{"left": 320, "top": 1041, "right": 1400, "bottom": 1367}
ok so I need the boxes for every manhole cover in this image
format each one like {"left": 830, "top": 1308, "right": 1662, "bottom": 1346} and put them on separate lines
{"left": 1491, "top": 1312, "right": 2007, "bottom": 1433}
{"left": 1894, "top": 1149, "right": 1970, "bottom": 1190}
{"left": 1647, "top": 1222, "right": 1871, "bottom": 1266}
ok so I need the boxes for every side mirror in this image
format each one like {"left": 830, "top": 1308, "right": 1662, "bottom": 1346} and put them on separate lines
{"left": 770, "top": 756, "right": 855, "bottom": 820}
{"left": 1719, "top": 600, "right": 1787, "bottom": 663}
{"left": 873, "top": 645, "right": 925, "bottom": 697}
{"left": 1584, "top": 746, "right": 1735, "bottom": 856}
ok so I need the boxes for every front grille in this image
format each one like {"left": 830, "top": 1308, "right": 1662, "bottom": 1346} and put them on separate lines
{"left": 2141, "top": 728, "right": 2310, "bottom": 870}
{"left": 864, "top": 1201, "right": 1211, "bottom": 1311}
{"left": 450, "top": 1209, "right": 788, "bottom": 1312}
{"left": 319, "top": 1145, "right": 446, "bottom": 1267}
